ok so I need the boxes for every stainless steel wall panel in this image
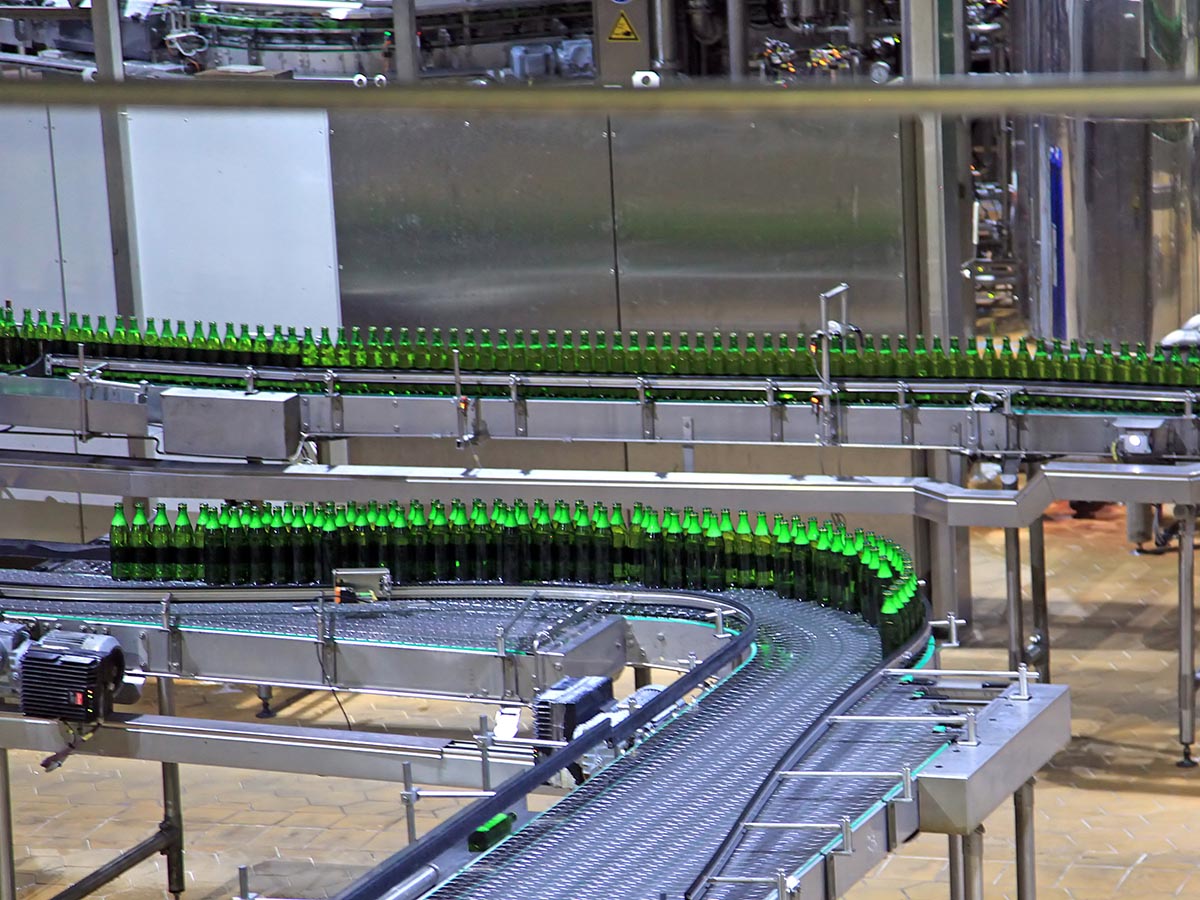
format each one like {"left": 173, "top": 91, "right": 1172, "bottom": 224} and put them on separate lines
{"left": 46, "top": 107, "right": 117, "bottom": 318}
{"left": 329, "top": 111, "right": 620, "bottom": 331}
{"left": 0, "top": 107, "right": 63, "bottom": 311}
{"left": 609, "top": 114, "right": 910, "bottom": 333}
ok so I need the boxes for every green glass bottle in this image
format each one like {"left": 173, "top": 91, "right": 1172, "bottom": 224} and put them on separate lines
{"left": 790, "top": 517, "right": 809, "bottom": 598}
{"left": 262, "top": 506, "right": 286, "bottom": 584}
{"left": 875, "top": 334, "right": 894, "bottom": 379}
{"left": 150, "top": 502, "right": 172, "bottom": 581}
{"left": 662, "top": 509, "right": 684, "bottom": 589}
{"left": 752, "top": 512, "right": 771, "bottom": 588}
{"left": 702, "top": 517, "right": 724, "bottom": 592}
{"left": 720, "top": 508, "right": 737, "bottom": 588}
{"left": 572, "top": 500, "right": 591, "bottom": 582}
{"left": 449, "top": 500, "right": 469, "bottom": 579}
{"left": 609, "top": 502, "right": 628, "bottom": 582}
{"left": 123, "top": 316, "right": 143, "bottom": 360}
{"left": 65, "top": 312, "right": 81, "bottom": 351}
{"left": 912, "top": 334, "right": 930, "bottom": 379}
{"left": 47, "top": 311, "right": 65, "bottom": 355}
{"left": 93, "top": 315, "right": 111, "bottom": 358}
{"left": 172, "top": 503, "right": 197, "bottom": 581}
{"left": 109, "top": 501, "right": 130, "bottom": 581}
{"left": 247, "top": 506, "right": 268, "bottom": 584}
{"left": 772, "top": 515, "right": 793, "bottom": 598}
{"left": 225, "top": 507, "right": 249, "bottom": 585}
{"left": 642, "top": 508, "right": 663, "bottom": 588}
{"left": 734, "top": 510, "right": 754, "bottom": 588}
{"left": 592, "top": 504, "right": 613, "bottom": 584}
{"left": 430, "top": 503, "right": 451, "bottom": 580}
{"left": 683, "top": 513, "right": 703, "bottom": 589}
{"left": 527, "top": 500, "right": 549, "bottom": 582}
{"left": 142, "top": 317, "right": 161, "bottom": 360}
{"left": 499, "top": 506, "right": 521, "bottom": 583}
{"left": 129, "top": 503, "right": 150, "bottom": 580}
{"left": 200, "top": 511, "right": 224, "bottom": 585}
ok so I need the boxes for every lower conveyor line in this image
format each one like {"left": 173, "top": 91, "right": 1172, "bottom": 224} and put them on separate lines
{"left": 420, "top": 594, "right": 942, "bottom": 900}
{"left": 0, "top": 572, "right": 942, "bottom": 900}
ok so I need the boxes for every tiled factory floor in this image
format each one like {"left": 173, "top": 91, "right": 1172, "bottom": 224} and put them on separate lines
{"left": 9, "top": 500, "right": 1198, "bottom": 899}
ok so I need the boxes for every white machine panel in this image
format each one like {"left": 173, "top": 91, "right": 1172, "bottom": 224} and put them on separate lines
{"left": 124, "top": 108, "right": 342, "bottom": 328}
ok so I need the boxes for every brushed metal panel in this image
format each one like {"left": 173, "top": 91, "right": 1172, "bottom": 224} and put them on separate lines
{"left": 124, "top": 108, "right": 342, "bottom": 328}
{"left": 611, "top": 114, "right": 910, "bottom": 334}
{"left": 0, "top": 107, "right": 62, "bottom": 311}
{"left": 329, "top": 110, "right": 620, "bottom": 331}
{"left": 47, "top": 107, "right": 117, "bottom": 318}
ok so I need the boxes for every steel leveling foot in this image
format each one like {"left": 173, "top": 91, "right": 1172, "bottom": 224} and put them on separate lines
{"left": 1179, "top": 745, "right": 1198, "bottom": 769}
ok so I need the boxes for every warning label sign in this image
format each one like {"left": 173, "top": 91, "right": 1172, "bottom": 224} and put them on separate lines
{"left": 607, "top": 10, "right": 639, "bottom": 41}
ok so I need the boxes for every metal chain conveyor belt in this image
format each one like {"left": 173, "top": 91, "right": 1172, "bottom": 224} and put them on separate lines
{"left": 424, "top": 592, "right": 944, "bottom": 900}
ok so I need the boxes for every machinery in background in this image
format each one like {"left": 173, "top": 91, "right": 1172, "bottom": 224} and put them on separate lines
{"left": 0, "top": 0, "right": 595, "bottom": 80}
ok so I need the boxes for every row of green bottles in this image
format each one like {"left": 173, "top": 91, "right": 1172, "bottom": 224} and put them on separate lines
{"left": 14, "top": 303, "right": 1200, "bottom": 389}
{"left": 110, "top": 499, "right": 924, "bottom": 650}
{"left": 0, "top": 308, "right": 306, "bottom": 369}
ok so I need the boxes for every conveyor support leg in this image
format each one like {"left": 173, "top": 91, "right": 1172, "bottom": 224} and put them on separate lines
{"left": 963, "top": 826, "right": 985, "bottom": 900}
{"left": 1180, "top": 505, "right": 1197, "bottom": 768}
{"left": 158, "top": 677, "right": 185, "bottom": 898}
{"left": 1015, "top": 777, "right": 1036, "bottom": 900}
{"left": 1028, "top": 515, "right": 1050, "bottom": 683}
{"left": 1005, "top": 528, "right": 1024, "bottom": 670}
{"left": 947, "top": 834, "right": 964, "bottom": 900}
{"left": 256, "top": 685, "right": 274, "bottom": 719}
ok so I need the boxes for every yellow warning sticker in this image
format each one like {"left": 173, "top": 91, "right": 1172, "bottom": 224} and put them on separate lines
{"left": 608, "top": 10, "right": 639, "bottom": 41}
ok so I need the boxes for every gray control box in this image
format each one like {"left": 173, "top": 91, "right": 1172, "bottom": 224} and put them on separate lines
{"left": 161, "top": 388, "right": 301, "bottom": 460}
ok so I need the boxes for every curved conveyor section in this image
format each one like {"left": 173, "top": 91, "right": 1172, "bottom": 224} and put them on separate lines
{"left": 0, "top": 574, "right": 940, "bottom": 900}
{"left": 421, "top": 593, "right": 941, "bottom": 900}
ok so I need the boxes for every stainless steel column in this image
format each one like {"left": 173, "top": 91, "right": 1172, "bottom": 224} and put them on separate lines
{"left": 91, "top": 0, "right": 140, "bottom": 313}
{"left": 157, "top": 677, "right": 185, "bottom": 898}
{"left": 963, "top": 826, "right": 985, "bottom": 900}
{"left": 1014, "top": 778, "right": 1036, "bottom": 900}
{"left": 726, "top": 0, "right": 745, "bottom": 82}
{"left": 1179, "top": 505, "right": 1197, "bottom": 767}
{"left": 1028, "top": 514, "right": 1050, "bottom": 682}
{"left": 651, "top": 0, "right": 677, "bottom": 74}
{"left": 0, "top": 750, "right": 14, "bottom": 900}
{"left": 1006, "top": 527, "right": 1025, "bottom": 670}
{"left": 390, "top": 0, "right": 420, "bottom": 82}
{"left": 947, "top": 834, "right": 965, "bottom": 900}
{"left": 927, "top": 451, "right": 972, "bottom": 624}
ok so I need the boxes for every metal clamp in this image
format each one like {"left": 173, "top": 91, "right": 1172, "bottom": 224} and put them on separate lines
{"left": 931, "top": 612, "right": 968, "bottom": 648}
{"left": 765, "top": 380, "right": 784, "bottom": 442}
{"left": 160, "top": 596, "right": 181, "bottom": 674}
{"left": 637, "top": 377, "right": 655, "bottom": 439}
{"left": 510, "top": 374, "right": 528, "bottom": 437}
{"left": 322, "top": 370, "right": 338, "bottom": 396}
{"left": 244, "top": 366, "right": 258, "bottom": 395}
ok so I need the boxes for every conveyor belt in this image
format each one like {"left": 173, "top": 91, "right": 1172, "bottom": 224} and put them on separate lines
{"left": 423, "top": 594, "right": 939, "bottom": 900}
{"left": 0, "top": 571, "right": 936, "bottom": 900}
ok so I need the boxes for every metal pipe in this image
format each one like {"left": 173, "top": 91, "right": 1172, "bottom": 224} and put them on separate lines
{"left": 652, "top": 0, "right": 678, "bottom": 75}
{"left": 0, "top": 750, "right": 14, "bottom": 900}
{"left": 1014, "top": 778, "right": 1036, "bottom": 900}
{"left": 50, "top": 827, "right": 178, "bottom": 900}
{"left": 1180, "top": 505, "right": 1197, "bottom": 767}
{"left": 390, "top": 0, "right": 419, "bottom": 82}
{"left": 963, "top": 827, "right": 985, "bottom": 900}
{"left": 1028, "top": 514, "right": 1050, "bottom": 682}
{"left": 157, "top": 676, "right": 184, "bottom": 898}
{"left": 726, "top": 0, "right": 745, "bottom": 82}
{"left": 948, "top": 834, "right": 965, "bottom": 900}
{"left": 1005, "top": 527, "right": 1024, "bottom": 669}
